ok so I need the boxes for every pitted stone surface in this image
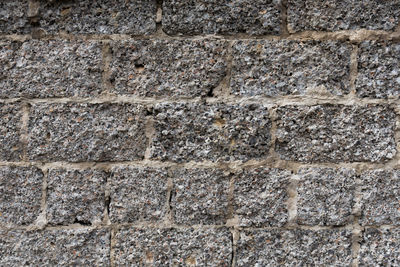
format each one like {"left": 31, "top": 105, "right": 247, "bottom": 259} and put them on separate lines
{"left": 110, "top": 40, "right": 227, "bottom": 98}
{"left": 275, "top": 105, "right": 396, "bottom": 163}
{"left": 357, "top": 41, "right": 400, "bottom": 98}
{"left": 27, "top": 103, "right": 148, "bottom": 162}
{"left": 360, "top": 169, "right": 400, "bottom": 226}
{"left": 110, "top": 167, "right": 168, "bottom": 224}
{"left": 231, "top": 40, "right": 351, "bottom": 96}
{"left": 0, "top": 166, "right": 43, "bottom": 226}
{"left": 288, "top": 0, "right": 400, "bottom": 32}
{"left": 114, "top": 227, "right": 232, "bottom": 266}
{"left": 39, "top": 0, "right": 156, "bottom": 34}
{"left": 0, "top": 103, "right": 23, "bottom": 161}
{"left": 0, "top": 0, "right": 30, "bottom": 34}
{"left": 47, "top": 168, "right": 107, "bottom": 225}
{"left": 359, "top": 228, "right": 400, "bottom": 266}
{"left": 162, "top": 0, "right": 281, "bottom": 35}
{"left": 0, "top": 229, "right": 110, "bottom": 266}
{"left": 236, "top": 229, "right": 352, "bottom": 266}
{"left": 233, "top": 168, "right": 290, "bottom": 227}
{"left": 151, "top": 103, "right": 271, "bottom": 162}
{"left": 171, "top": 168, "right": 231, "bottom": 225}
{"left": 296, "top": 167, "right": 356, "bottom": 226}
{"left": 0, "top": 40, "right": 102, "bottom": 98}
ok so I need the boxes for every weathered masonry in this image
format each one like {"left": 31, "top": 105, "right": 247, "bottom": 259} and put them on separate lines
{"left": 1, "top": 0, "right": 400, "bottom": 266}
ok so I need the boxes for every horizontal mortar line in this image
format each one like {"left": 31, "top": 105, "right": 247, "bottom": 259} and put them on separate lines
{"left": 1, "top": 29, "right": 400, "bottom": 42}
{"left": 1, "top": 95, "right": 400, "bottom": 106}
{"left": 1, "top": 159, "right": 400, "bottom": 172}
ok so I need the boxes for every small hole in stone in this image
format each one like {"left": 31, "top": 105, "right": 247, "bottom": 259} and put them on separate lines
{"left": 135, "top": 64, "right": 145, "bottom": 72}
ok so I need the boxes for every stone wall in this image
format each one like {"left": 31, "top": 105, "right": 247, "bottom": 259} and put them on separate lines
{"left": 1, "top": 0, "right": 400, "bottom": 265}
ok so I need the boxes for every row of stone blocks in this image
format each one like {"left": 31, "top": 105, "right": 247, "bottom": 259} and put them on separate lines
{"left": 2, "top": 39, "right": 400, "bottom": 98}
{"left": 2, "top": 0, "right": 400, "bottom": 34}
{"left": 0, "top": 102, "right": 396, "bottom": 163}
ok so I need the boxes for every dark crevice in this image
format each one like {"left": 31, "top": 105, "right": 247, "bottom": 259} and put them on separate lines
{"left": 105, "top": 195, "right": 111, "bottom": 216}
{"left": 207, "top": 87, "right": 214, "bottom": 97}
{"left": 73, "top": 218, "right": 91, "bottom": 226}
{"left": 230, "top": 230, "right": 235, "bottom": 267}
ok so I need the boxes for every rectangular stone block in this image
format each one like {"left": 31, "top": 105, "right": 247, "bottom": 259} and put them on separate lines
{"left": 0, "top": 103, "right": 23, "bottom": 161}
{"left": 171, "top": 168, "right": 231, "bottom": 225}
{"left": 27, "top": 103, "right": 148, "bottom": 162}
{"left": 356, "top": 41, "right": 400, "bottom": 98}
{"left": 0, "top": 229, "right": 110, "bottom": 266}
{"left": 0, "top": 40, "right": 103, "bottom": 98}
{"left": 0, "top": 166, "right": 43, "bottom": 226}
{"left": 296, "top": 167, "right": 356, "bottom": 226}
{"left": 231, "top": 40, "right": 351, "bottom": 96}
{"left": 236, "top": 229, "right": 352, "bottom": 266}
{"left": 162, "top": 0, "right": 281, "bottom": 35}
{"left": 275, "top": 105, "right": 396, "bottom": 163}
{"left": 109, "top": 40, "right": 227, "bottom": 98}
{"left": 38, "top": 0, "right": 156, "bottom": 34}
{"left": 109, "top": 167, "right": 168, "bottom": 224}
{"left": 114, "top": 227, "right": 232, "bottom": 266}
{"left": 359, "top": 228, "right": 400, "bottom": 266}
{"left": 150, "top": 103, "right": 271, "bottom": 162}
{"left": 47, "top": 168, "right": 107, "bottom": 225}
{"left": 288, "top": 0, "right": 400, "bottom": 32}
{"left": 0, "top": 0, "right": 30, "bottom": 34}
{"left": 233, "top": 168, "right": 290, "bottom": 227}
{"left": 360, "top": 169, "right": 400, "bottom": 226}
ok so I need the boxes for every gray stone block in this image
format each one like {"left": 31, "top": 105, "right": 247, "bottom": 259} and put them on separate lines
{"left": 0, "top": 166, "right": 43, "bottom": 226}
{"left": 0, "top": 103, "right": 23, "bottom": 161}
{"left": 171, "top": 168, "right": 231, "bottom": 225}
{"left": 357, "top": 41, "right": 400, "bottom": 98}
{"left": 150, "top": 103, "right": 271, "bottom": 162}
{"left": 360, "top": 169, "right": 400, "bottom": 226}
{"left": 39, "top": 0, "right": 156, "bottom": 34}
{"left": 231, "top": 40, "right": 351, "bottom": 96}
{"left": 162, "top": 0, "right": 281, "bottom": 35}
{"left": 47, "top": 168, "right": 107, "bottom": 225}
{"left": 233, "top": 168, "right": 290, "bottom": 227}
{"left": 288, "top": 0, "right": 400, "bottom": 32}
{"left": 275, "top": 105, "right": 396, "bottom": 163}
{"left": 0, "top": 40, "right": 103, "bottom": 98}
{"left": 359, "top": 228, "right": 400, "bottom": 266}
{"left": 109, "top": 40, "right": 227, "bottom": 98}
{"left": 236, "top": 229, "right": 352, "bottom": 266}
{"left": 0, "top": 0, "right": 30, "bottom": 34}
{"left": 297, "top": 167, "right": 356, "bottom": 226}
{"left": 27, "top": 103, "right": 148, "bottom": 162}
{"left": 109, "top": 167, "right": 168, "bottom": 224}
{"left": 0, "top": 229, "right": 110, "bottom": 266}
{"left": 114, "top": 227, "right": 232, "bottom": 266}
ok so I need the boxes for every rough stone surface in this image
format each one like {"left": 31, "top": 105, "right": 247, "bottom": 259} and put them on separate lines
{"left": 0, "top": 0, "right": 30, "bottom": 34}
{"left": 162, "top": 0, "right": 281, "bottom": 35}
{"left": 296, "top": 167, "right": 356, "bottom": 226}
{"left": 0, "top": 166, "right": 43, "bottom": 226}
{"left": 39, "top": 0, "right": 157, "bottom": 34}
{"left": 233, "top": 168, "right": 290, "bottom": 227}
{"left": 360, "top": 169, "right": 400, "bottom": 226}
{"left": 110, "top": 40, "right": 227, "bottom": 98}
{"left": 236, "top": 229, "right": 352, "bottom": 266}
{"left": 357, "top": 41, "right": 400, "bottom": 98}
{"left": 27, "top": 103, "right": 148, "bottom": 162}
{"left": 47, "top": 168, "right": 107, "bottom": 226}
{"left": 359, "top": 228, "right": 400, "bottom": 266}
{"left": 0, "top": 40, "right": 103, "bottom": 98}
{"left": 114, "top": 227, "right": 232, "bottom": 266}
{"left": 171, "top": 168, "right": 231, "bottom": 225}
{"left": 231, "top": 40, "right": 351, "bottom": 96}
{"left": 288, "top": 0, "right": 400, "bottom": 32}
{"left": 0, "top": 104, "right": 23, "bottom": 161}
{"left": 151, "top": 103, "right": 271, "bottom": 162}
{"left": 275, "top": 105, "right": 396, "bottom": 163}
{"left": 0, "top": 229, "right": 110, "bottom": 266}
{"left": 109, "top": 167, "right": 168, "bottom": 224}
